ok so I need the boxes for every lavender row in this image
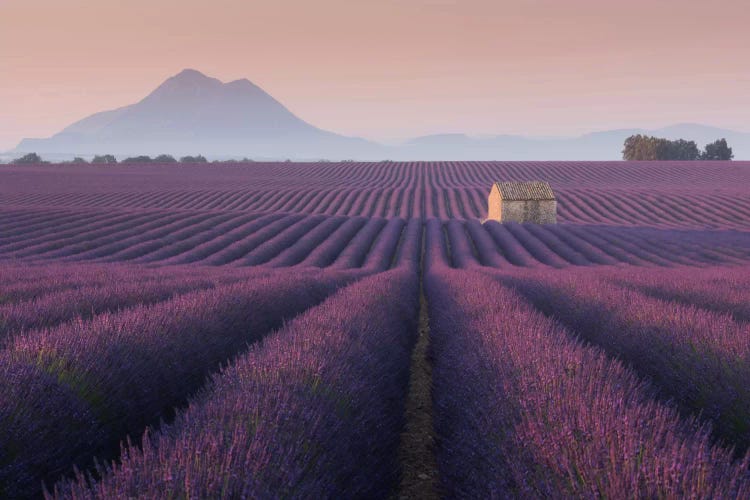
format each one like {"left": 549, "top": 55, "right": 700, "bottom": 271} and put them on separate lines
{"left": 240, "top": 215, "right": 328, "bottom": 266}
{"left": 0, "top": 279, "right": 104, "bottom": 306}
{"left": 4, "top": 161, "right": 750, "bottom": 228}
{"left": 53, "top": 269, "right": 418, "bottom": 499}
{"left": 330, "top": 217, "right": 388, "bottom": 269}
{"left": 602, "top": 267, "right": 750, "bottom": 323}
{"left": 0, "top": 211, "right": 163, "bottom": 254}
{"left": 92, "top": 213, "right": 237, "bottom": 263}
{"left": 59, "top": 213, "right": 240, "bottom": 263}
{"left": 426, "top": 268, "right": 750, "bottom": 497}
{"left": 0, "top": 264, "right": 225, "bottom": 305}
{"left": 199, "top": 214, "right": 310, "bottom": 266}
{"left": 0, "top": 276, "right": 235, "bottom": 346}
{"left": 483, "top": 221, "right": 543, "bottom": 267}
{"left": 0, "top": 270, "right": 358, "bottom": 498}
{"left": 362, "top": 218, "right": 407, "bottom": 271}
{"left": 393, "top": 218, "right": 422, "bottom": 270}
{"left": 444, "top": 219, "right": 480, "bottom": 269}
{"left": 464, "top": 219, "right": 508, "bottom": 268}
{"left": 131, "top": 213, "right": 266, "bottom": 263}
{"left": 5, "top": 212, "right": 181, "bottom": 259}
{"left": 265, "top": 216, "right": 348, "bottom": 267}
{"left": 503, "top": 271, "right": 750, "bottom": 451}
{"left": 0, "top": 263, "right": 276, "bottom": 304}
{"left": 162, "top": 213, "right": 288, "bottom": 265}
{"left": 424, "top": 219, "right": 450, "bottom": 271}
{"left": 298, "top": 217, "right": 367, "bottom": 267}
{"left": 0, "top": 263, "right": 153, "bottom": 291}
{"left": 5, "top": 212, "right": 750, "bottom": 269}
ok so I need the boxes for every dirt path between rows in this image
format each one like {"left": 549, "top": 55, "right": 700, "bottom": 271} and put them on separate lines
{"left": 395, "top": 283, "right": 440, "bottom": 499}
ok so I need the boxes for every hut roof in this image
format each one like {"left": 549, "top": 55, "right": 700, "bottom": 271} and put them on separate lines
{"left": 494, "top": 181, "right": 555, "bottom": 201}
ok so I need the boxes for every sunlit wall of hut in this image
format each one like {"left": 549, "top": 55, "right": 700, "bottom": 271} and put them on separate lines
{"left": 487, "top": 181, "right": 557, "bottom": 224}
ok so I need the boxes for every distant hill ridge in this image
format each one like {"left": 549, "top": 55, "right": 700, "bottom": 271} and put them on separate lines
{"left": 14, "top": 69, "right": 750, "bottom": 160}
{"left": 402, "top": 124, "right": 750, "bottom": 160}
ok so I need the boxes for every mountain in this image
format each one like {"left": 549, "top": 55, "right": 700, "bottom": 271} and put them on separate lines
{"left": 16, "top": 69, "right": 383, "bottom": 160}
{"left": 13, "top": 70, "right": 750, "bottom": 160}
{"left": 397, "top": 124, "right": 750, "bottom": 160}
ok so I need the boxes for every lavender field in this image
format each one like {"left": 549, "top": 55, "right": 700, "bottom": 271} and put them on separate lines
{"left": 1, "top": 161, "right": 749, "bottom": 498}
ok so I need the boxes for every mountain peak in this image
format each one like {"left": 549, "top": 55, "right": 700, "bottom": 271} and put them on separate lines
{"left": 153, "top": 70, "right": 264, "bottom": 97}
{"left": 173, "top": 68, "right": 211, "bottom": 81}
{"left": 162, "top": 68, "right": 221, "bottom": 87}
{"left": 143, "top": 69, "right": 223, "bottom": 102}
{"left": 176, "top": 68, "right": 203, "bottom": 76}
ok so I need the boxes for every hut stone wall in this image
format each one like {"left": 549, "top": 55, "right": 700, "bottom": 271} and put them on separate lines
{"left": 499, "top": 199, "right": 557, "bottom": 224}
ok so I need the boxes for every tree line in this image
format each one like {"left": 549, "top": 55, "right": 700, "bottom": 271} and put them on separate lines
{"left": 9, "top": 153, "right": 217, "bottom": 165}
{"left": 8, "top": 141, "right": 737, "bottom": 165}
{"left": 8, "top": 154, "right": 336, "bottom": 164}
{"left": 623, "top": 135, "right": 733, "bottom": 161}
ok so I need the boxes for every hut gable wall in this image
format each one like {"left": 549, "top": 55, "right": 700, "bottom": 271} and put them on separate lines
{"left": 488, "top": 185, "right": 502, "bottom": 220}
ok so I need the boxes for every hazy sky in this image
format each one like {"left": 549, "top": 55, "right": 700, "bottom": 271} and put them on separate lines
{"left": 2, "top": 0, "right": 749, "bottom": 150}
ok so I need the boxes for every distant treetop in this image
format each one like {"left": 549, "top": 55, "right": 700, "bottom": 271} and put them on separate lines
{"left": 701, "top": 139, "right": 734, "bottom": 160}
{"left": 179, "top": 155, "right": 208, "bottom": 163}
{"left": 154, "top": 154, "right": 178, "bottom": 163}
{"left": 91, "top": 155, "right": 118, "bottom": 164}
{"left": 11, "top": 152, "right": 47, "bottom": 164}
{"left": 122, "top": 155, "right": 154, "bottom": 163}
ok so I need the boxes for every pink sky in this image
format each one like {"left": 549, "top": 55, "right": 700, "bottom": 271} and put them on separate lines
{"left": 1, "top": 0, "right": 749, "bottom": 150}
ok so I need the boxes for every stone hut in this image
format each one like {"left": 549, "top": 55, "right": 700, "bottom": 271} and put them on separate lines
{"left": 487, "top": 181, "right": 557, "bottom": 224}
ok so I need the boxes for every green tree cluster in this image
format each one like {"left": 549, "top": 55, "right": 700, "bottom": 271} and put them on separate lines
{"left": 623, "top": 135, "right": 733, "bottom": 160}
{"left": 701, "top": 139, "right": 734, "bottom": 160}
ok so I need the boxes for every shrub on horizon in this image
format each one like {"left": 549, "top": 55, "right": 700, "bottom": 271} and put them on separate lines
{"left": 91, "top": 154, "right": 118, "bottom": 164}
{"left": 153, "top": 154, "right": 177, "bottom": 163}
{"left": 179, "top": 155, "right": 208, "bottom": 163}
{"left": 122, "top": 155, "right": 153, "bottom": 164}
{"left": 210, "top": 158, "right": 254, "bottom": 164}
{"left": 11, "top": 152, "right": 47, "bottom": 164}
